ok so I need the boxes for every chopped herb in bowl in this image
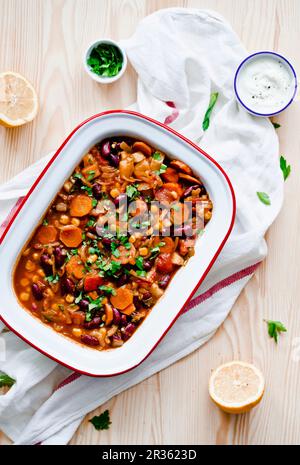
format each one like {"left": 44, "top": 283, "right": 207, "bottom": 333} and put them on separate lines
{"left": 84, "top": 40, "right": 127, "bottom": 83}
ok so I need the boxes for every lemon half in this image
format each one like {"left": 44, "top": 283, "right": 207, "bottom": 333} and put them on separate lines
{"left": 209, "top": 361, "right": 265, "bottom": 414}
{"left": 0, "top": 71, "right": 38, "bottom": 127}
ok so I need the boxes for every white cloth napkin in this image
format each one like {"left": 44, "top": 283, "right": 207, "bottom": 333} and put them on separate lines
{"left": 0, "top": 8, "right": 283, "bottom": 445}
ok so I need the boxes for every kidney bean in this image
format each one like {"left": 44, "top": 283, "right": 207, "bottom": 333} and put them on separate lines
{"left": 31, "top": 303, "right": 38, "bottom": 311}
{"left": 120, "top": 314, "right": 128, "bottom": 327}
{"left": 81, "top": 334, "right": 99, "bottom": 346}
{"left": 83, "top": 316, "right": 101, "bottom": 329}
{"left": 112, "top": 307, "right": 121, "bottom": 325}
{"left": 61, "top": 277, "right": 75, "bottom": 296}
{"left": 79, "top": 299, "right": 89, "bottom": 312}
{"left": 117, "top": 273, "right": 129, "bottom": 287}
{"left": 40, "top": 254, "right": 53, "bottom": 276}
{"left": 32, "top": 283, "right": 44, "bottom": 301}
{"left": 100, "top": 140, "right": 111, "bottom": 158}
{"left": 113, "top": 193, "right": 127, "bottom": 207}
{"left": 182, "top": 185, "right": 201, "bottom": 199}
{"left": 53, "top": 246, "right": 67, "bottom": 267}
{"left": 108, "top": 153, "right": 120, "bottom": 168}
{"left": 123, "top": 323, "right": 136, "bottom": 341}
{"left": 143, "top": 260, "right": 152, "bottom": 271}
{"left": 133, "top": 295, "right": 142, "bottom": 310}
{"left": 92, "top": 183, "right": 102, "bottom": 200}
{"left": 102, "top": 237, "right": 113, "bottom": 248}
{"left": 158, "top": 274, "right": 171, "bottom": 289}
{"left": 112, "top": 334, "right": 124, "bottom": 347}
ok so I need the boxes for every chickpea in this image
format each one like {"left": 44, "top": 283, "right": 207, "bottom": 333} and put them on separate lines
{"left": 60, "top": 214, "right": 70, "bottom": 225}
{"left": 88, "top": 254, "right": 98, "bottom": 264}
{"left": 129, "top": 235, "right": 136, "bottom": 244}
{"left": 72, "top": 328, "right": 83, "bottom": 338}
{"left": 56, "top": 202, "right": 67, "bottom": 212}
{"left": 22, "top": 248, "right": 31, "bottom": 257}
{"left": 204, "top": 211, "right": 212, "bottom": 221}
{"left": 32, "top": 252, "right": 40, "bottom": 262}
{"left": 37, "top": 268, "right": 46, "bottom": 278}
{"left": 139, "top": 247, "right": 148, "bottom": 257}
{"left": 44, "top": 288, "right": 54, "bottom": 298}
{"left": 64, "top": 181, "right": 73, "bottom": 193}
{"left": 53, "top": 324, "right": 63, "bottom": 332}
{"left": 110, "top": 188, "right": 120, "bottom": 198}
{"left": 20, "top": 278, "right": 30, "bottom": 287}
{"left": 65, "top": 294, "right": 74, "bottom": 303}
{"left": 20, "top": 292, "right": 30, "bottom": 302}
{"left": 25, "top": 260, "right": 36, "bottom": 272}
{"left": 71, "top": 218, "right": 80, "bottom": 227}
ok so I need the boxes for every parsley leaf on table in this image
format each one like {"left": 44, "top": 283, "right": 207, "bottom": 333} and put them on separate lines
{"left": 202, "top": 92, "right": 219, "bottom": 131}
{"left": 257, "top": 191, "right": 271, "bottom": 205}
{"left": 265, "top": 320, "right": 287, "bottom": 343}
{"left": 89, "top": 410, "right": 111, "bottom": 430}
{"left": 272, "top": 122, "right": 281, "bottom": 129}
{"left": 0, "top": 373, "right": 16, "bottom": 388}
{"left": 280, "top": 155, "right": 291, "bottom": 181}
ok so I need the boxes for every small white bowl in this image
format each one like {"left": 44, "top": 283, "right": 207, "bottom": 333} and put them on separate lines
{"left": 83, "top": 39, "right": 127, "bottom": 84}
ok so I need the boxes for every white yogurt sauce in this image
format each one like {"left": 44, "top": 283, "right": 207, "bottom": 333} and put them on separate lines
{"left": 236, "top": 54, "right": 295, "bottom": 114}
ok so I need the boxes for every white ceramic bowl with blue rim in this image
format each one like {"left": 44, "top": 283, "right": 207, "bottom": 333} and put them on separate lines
{"left": 234, "top": 51, "right": 297, "bottom": 117}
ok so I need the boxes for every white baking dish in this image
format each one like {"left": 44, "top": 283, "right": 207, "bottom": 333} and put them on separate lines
{"left": 0, "top": 111, "right": 235, "bottom": 377}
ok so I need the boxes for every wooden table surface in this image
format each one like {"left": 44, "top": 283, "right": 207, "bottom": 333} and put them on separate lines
{"left": 1, "top": 0, "right": 300, "bottom": 445}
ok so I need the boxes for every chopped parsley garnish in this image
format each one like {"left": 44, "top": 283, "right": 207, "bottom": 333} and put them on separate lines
{"left": 87, "top": 170, "right": 96, "bottom": 181}
{"left": 265, "top": 319, "right": 287, "bottom": 343}
{"left": 97, "top": 258, "right": 122, "bottom": 278}
{"left": 135, "top": 256, "right": 144, "bottom": 271}
{"left": 202, "top": 92, "right": 218, "bottom": 131}
{"left": 136, "top": 270, "right": 147, "bottom": 277}
{"left": 42, "top": 219, "right": 49, "bottom": 226}
{"left": 86, "top": 218, "right": 96, "bottom": 228}
{"left": 280, "top": 155, "right": 291, "bottom": 181}
{"left": 158, "top": 164, "right": 167, "bottom": 174}
{"left": 87, "top": 42, "right": 123, "bottom": 78}
{"left": 126, "top": 184, "right": 139, "bottom": 200}
{"left": 73, "top": 173, "right": 83, "bottom": 180}
{"left": 112, "top": 249, "right": 121, "bottom": 258}
{"left": 81, "top": 185, "right": 93, "bottom": 196}
{"left": 99, "top": 285, "right": 116, "bottom": 296}
{"left": 153, "top": 152, "right": 162, "bottom": 161}
{"left": 0, "top": 373, "right": 16, "bottom": 388}
{"left": 45, "top": 274, "right": 60, "bottom": 284}
{"left": 257, "top": 191, "right": 271, "bottom": 205}
{"left": 150, "top": 241, "right": 165, "bottom": 257}
{"left": 89, "top": 409, "right": 111, "bottom": 430}
{"left": 92, "top": 199, "right": 98, "bottom": 208}
{"left": 75, "top": 292, "right": 83, "bottom": 304}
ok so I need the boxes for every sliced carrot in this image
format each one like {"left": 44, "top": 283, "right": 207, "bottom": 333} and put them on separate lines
{"left": 170, "top": 160, "right": 192, "bottom": 175}
{"left": 153, "top": 236, "right": 174, "bottom": 254}
{"left": 121, "top": 303, "right": 136, "bottom": 315}
{"left": 36, "top": 225, "right": 57, "bottom": 244}
{"left": 71, "top": 311, "right": 85, "bottom": 325}
{"left": 155, "top": 182, "right": 183, "bottom": 203}
{"left": 60, "top": 225, "right": 83, "bottom": 248}
{"left": 81, "top": 163, "right": 100, "bottom": 180}
{"left": 70, "top": 194, "right": 93, "bottom": 217}
{"left": 110, "top": 287, "right": 133, "bottom": 310}
{"left": 161, "top": 167, "right": 179, "bottom": 183}
{"left": 132, "top": 141, "right": 152, "bottom": 157}
{"left": 84, "top": 274, "right": 104, "bottom": 291}
{"left": 66, "top": 255, "right": 85, "bottom": 279}
{"left": 178, "top": 173, "right": 201, "bottom": 184}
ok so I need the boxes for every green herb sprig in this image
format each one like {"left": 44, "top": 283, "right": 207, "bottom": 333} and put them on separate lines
{"left": 0, "top": 373, "right": 16, "bottom": 388}
{"left": 265, "top": 320, "right": 287, "bottom": 343}
{"left": 202, "top": 92, "right": 219, "bottom": 131}
{"left": 87, "top": 43, "right": 123, "bottom": 78}
{"left": 89, "top": 409, "right": 111, "bottom": 430}
{"left": 280, "top": 155, "right": 291, "bottom": 181}
{"left": 257, "top": 191, "right": 271, "bottom": 206}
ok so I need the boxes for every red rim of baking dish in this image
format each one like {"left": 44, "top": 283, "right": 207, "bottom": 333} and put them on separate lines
{"left": 0, "top": 110, "right": 236, "bottom": 377}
